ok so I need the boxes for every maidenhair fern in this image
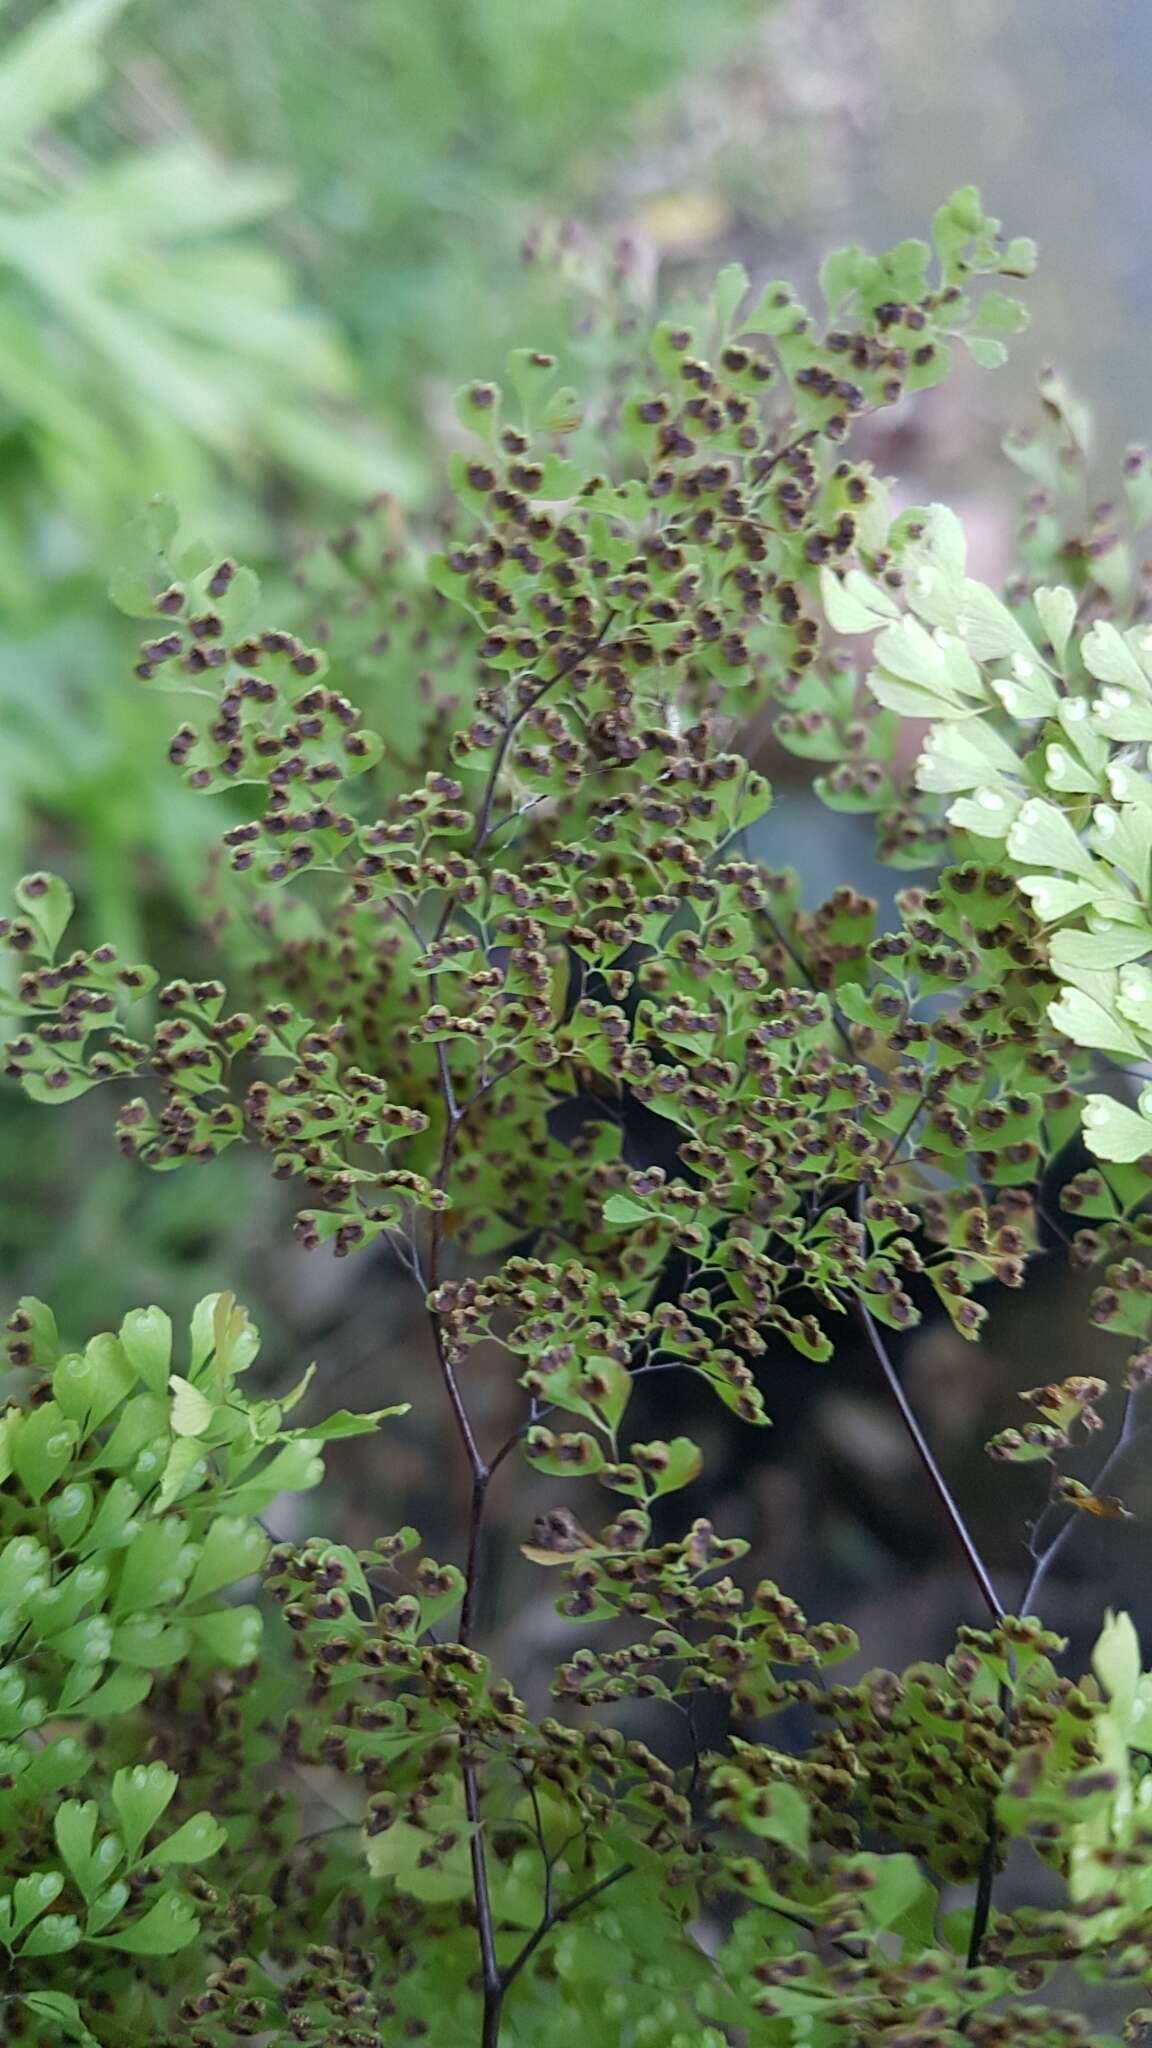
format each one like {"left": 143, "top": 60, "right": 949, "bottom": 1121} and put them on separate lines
{"left": 4, "top": 189, "right": 1152, "bottom": 2045}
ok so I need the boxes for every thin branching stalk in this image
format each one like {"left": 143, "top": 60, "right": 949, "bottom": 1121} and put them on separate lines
{"left": 854, "top": 1299, "right": 1005, "bottom": 1624}
{"left": 966, "top": 1386, "right": 1149, "bottom": 1969}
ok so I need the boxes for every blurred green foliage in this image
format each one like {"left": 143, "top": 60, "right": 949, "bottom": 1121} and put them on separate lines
{"left": 0, "top": 0, "right": 404, "bottom": 583}
{"left": 0, "top": 0, "right": 408, "bottom": 949}
{"left": 138, "top": 0, "right": 765, "bottom": 426}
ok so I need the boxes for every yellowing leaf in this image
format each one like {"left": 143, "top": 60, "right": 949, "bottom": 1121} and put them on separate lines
{"left": 639, "top": 191, "right": 730, "bottom": 252}
{"left": 1048, "top": 990, "right": 1147, "bottom": 1061}
{"left": 1093, "top": 1609, "right": 1142, "bottom": 1713}
{"left": 1081, "top": 622, "right": 1152, "bottom": 694}
{"left": 1082, "top": 1094, "right": 1152, "bottom": 1164}
{"left": 820, "top": 566, "right": 900, "bottom": 635}
{"left": 520, "top": 1507, "right": 601, "bottom": 1566}
{"left": 1006, "top": 798, "right": 1097, "bottom": 878}
{"left": 1033, "top": 585, "right": 1077, "bottom": 663}
{"left": 168, "top": 1375, "right": 215, "bottom": 1438}
{"left": 1055, "top": 1478, "right": 1132, "bottom": 1520}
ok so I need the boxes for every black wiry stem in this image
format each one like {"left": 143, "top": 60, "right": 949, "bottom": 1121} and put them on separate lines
{"left": 762, "top": 880, "right": 1145, "bottom": 1979}
{"left": 424, "top": 1094, "right": 500, "bottom": 2037}
{"left": 1020, "top": 1388, "right": 1146, "bottom": 1619}
{"left": 854, "top": 1301, "right": 1005, "bottom": 1624}
{"left": 854, "top": 1300, "right": 1005, "bottom": 1980}
{"left": 966, "top": 1386, "right": 1148, "bottom": 1971}
{"left": 471, "top": 613, "right": 615, "bottom": 852}
{"left": 762, "top": 912, "right": 998, "bottom": 1613}
{"left": 499, "top": 1865, "right": 633, "bottom": 1998}
{"left": 966, "top": 1824, "right": 999, "bottom": 1971}
{"left": 419, "top": 617, "right": 621, "bottom": 2045}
